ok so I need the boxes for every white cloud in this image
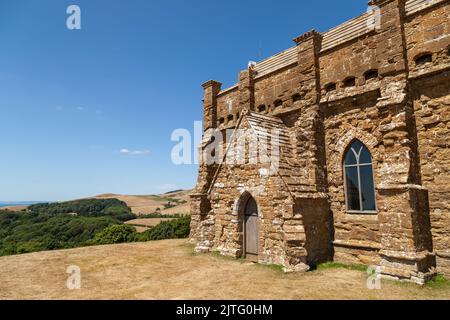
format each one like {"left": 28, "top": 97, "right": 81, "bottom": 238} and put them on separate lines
{"left": 76, "top": 107, "right": 85, "bottom": 111}
{"left": 119, "top": 148, "right": 150, "bottom": 156}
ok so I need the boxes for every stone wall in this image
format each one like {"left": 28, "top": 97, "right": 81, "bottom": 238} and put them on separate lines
{"left": 324, "top": 93, "right": 382, "bottom": 266}
{"left": 254, "top": 65, "right": 299, "bottom": 115}
{"left": 405, "top": 0, "right": 450, "bottom": 276}
{"left": 404, "top": 1, "right": 450, "bottom": 74}
{"left": 217, "top": 87, "right": 239, "bottom": 129}
{"left": 411, "top": 72, "right": 450, "bottom": 275}
{"left": 191, "top": 0, "right": 450, "bottom": 281}
{"left": 319, "top": 33, "right": 379, "bottom": 94}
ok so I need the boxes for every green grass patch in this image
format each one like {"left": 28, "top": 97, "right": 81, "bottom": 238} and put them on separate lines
{"left": 210, "top": 250, "right": 233, "bottom": 260}
{"left": 255, "top": 263, "right": 284, "bottom": 273}
{"left": 425, "top": 274, "right": 450, "bottom": 289}
{"left": 208, "top": 251, "right": 247, "bottom": 263}
{"left": 316, "top": 262, "right": 368, "bottom": 273}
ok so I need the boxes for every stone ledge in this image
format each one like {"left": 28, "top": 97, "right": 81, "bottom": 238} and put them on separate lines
{"left": 409, "top": 64, "right": 450, "bottom": 81}
{"left": 293, "top": 29, "right": 322, "bottom": 45}
{"left": 379, "top": 249, "right": 435, "bottom": 261}
{"left": 217, "top": 84, "right": 239, "bottom": 97}
{"left": 376, "top": 183, "right": 428, "bottom": 192}
{"left": 320, "top": 86, "right": 381, "bottom": 106}
{"left": 405, "top": 0, "right": 448, "bottom": 17}
{"left": 333, "top": 239, "right": 381, "bottom": 251}
{"left": 202, "top": 80, "right": 222, "bottom": 89}
{"left": 379, "top": 270, "right": 436, "bottom": 285}
{"left": 436, "top": 250, "right": 450, "bottom": 259}
{"left": 293, "top": 192, "right": 329, "bottom": 200}
{"left": 339, "top": 214, "right": 379, "bottom": 223}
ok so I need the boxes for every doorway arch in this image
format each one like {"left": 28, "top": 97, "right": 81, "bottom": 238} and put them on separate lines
{"left": 238, "top": 193, "right": 259, "bottom": 260}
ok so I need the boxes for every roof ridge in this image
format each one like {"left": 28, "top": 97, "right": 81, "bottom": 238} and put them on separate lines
{"left": 207, "top": 113, "right": 295, "bottom": 201}
{"left": 247, "top": 112, "right": 284, "bottom": 124}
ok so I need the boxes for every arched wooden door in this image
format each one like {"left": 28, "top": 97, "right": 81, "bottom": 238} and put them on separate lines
{"left": 244, "top": 197, "right": 259, "bottom": 258}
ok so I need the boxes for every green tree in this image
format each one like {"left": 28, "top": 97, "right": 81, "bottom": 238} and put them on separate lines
{"left": 89, "top": 224, "right": 136, "bottom": 245}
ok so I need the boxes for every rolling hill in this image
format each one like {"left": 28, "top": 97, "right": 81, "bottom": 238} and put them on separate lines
{"left": 93, "top": 190, "right": 191, "bottom": 216}
{"left": 1, "top": 190, "right": 192, "bottom": 216}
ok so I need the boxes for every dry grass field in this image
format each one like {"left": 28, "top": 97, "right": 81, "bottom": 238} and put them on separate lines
{"left": 0, "top": 239, "right": 448, "bottom": 300}
{"left": 125, "top": 218, "right": 175, "bottom": 227}
{"left": 0, "top": 205, "right": 27, "bottom": 211}
{"left": 125, "top": 218, "right": 175, "bottom": 232}
{"left": 94, "top": 190, "right": 191, "bottom": 216}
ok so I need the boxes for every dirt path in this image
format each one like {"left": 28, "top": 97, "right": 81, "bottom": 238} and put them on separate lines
{"left": 0, "top": 239, "right": 448, "bottom": 300}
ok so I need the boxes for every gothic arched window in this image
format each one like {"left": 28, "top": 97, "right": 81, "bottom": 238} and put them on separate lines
{"left": 343, "top": 140, "right": 377, "bottom": 213}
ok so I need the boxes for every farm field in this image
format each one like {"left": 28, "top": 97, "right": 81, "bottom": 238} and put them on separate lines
{"left": 125, "top": 218, "right": 175, "bottom": 232}
{"left": 93, "top": 190, "right": 191, "bottom": 216}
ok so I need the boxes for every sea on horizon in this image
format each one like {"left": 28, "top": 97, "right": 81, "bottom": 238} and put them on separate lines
{"left": 0, "top": 201, "right": 47, "bottom": 208}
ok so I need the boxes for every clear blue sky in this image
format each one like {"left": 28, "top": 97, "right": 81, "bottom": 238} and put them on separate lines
{"left": 0, "top": 0, "right": 366, "bottom": 201}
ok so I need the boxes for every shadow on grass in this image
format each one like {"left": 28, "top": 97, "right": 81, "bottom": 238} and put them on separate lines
{"left": 254, "top": 263, "right": 284, "bottom": 273}
{"left": 208, "top": 251, "right": 246, "bottom": 263}
{"left": 201, "top": 251, "right": 285, "bottom": 272}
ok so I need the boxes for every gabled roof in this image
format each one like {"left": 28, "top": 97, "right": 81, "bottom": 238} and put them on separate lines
{"left": 206, "top": 111, "right": 308, "bottom": 198}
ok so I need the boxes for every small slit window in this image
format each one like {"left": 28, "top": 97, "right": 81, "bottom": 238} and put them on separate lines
{"left": 274, "top": 100, "right": 283, "bottom": 108}
{"left": 236, "top": 113, "right": 240, "bottom": 120}
{"left": 343, "top": 77, "right": 356, "bottom": 88}
{"left": 415, "top": 53, "right": 432, "bottom": 66}
{"left": 227, "top": 115, "right": 234, "bottom": 123}
{"left": 325, "top": 83, "right": 336, "bottom": 93}
{"left": 364, "top": 70, "right": 378, "bottom": 81}
{"left": 258, "top": 105, "right": 266, "bottom": 113}
{"left": 219, "top": 117, "right": 225, "bottom": 125}
{"left": 343, "top": 140, "right": 377, "bottom": 214}
{"left": 292, "top": 94, "right": 302, "bottom": 102}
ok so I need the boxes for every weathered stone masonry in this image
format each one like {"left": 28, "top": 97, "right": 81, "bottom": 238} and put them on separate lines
{"left": 190, "top": 0, "right": 450, "bottom": 283}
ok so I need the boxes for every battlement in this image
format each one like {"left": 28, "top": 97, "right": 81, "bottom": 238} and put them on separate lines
{"left": 205, "top": 0, "right": 449, "bottom": 131}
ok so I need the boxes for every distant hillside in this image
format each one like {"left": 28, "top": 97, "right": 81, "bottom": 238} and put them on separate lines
{"left": 93, "top": 189, "right": 192, "bottom": 216}
{"left": 0, "top": 190, "right": 192, "bottom": 216}
{"left": 0, "top": 196, "right": 191, "bottom": 257}
{"left": 0, "top": 205, "right": 28, "bottom": 212}
{"left": 0, "top": 198, "right": 135, "bottom": 256}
